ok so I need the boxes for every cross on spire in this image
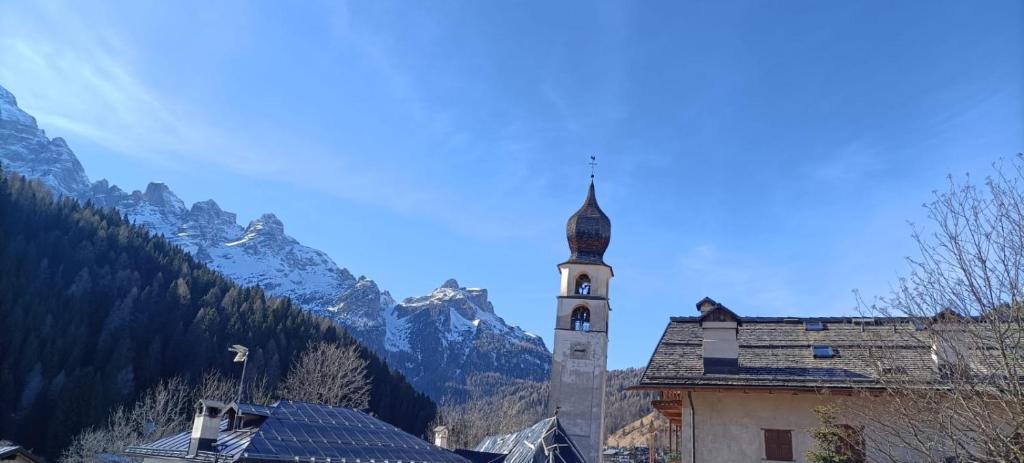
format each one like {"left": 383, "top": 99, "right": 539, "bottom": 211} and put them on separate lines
{"left": 588, "top": 155, "right": 597, "bottom": 179}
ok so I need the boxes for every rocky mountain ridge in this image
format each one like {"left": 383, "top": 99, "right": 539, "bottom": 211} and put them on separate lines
{"left": 0, "top": 84, "right": 550, "bottom": 399}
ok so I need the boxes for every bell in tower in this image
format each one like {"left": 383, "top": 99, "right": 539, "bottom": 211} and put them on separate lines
{"left": 549, "top": 177, "right": 612, "bottom": 463}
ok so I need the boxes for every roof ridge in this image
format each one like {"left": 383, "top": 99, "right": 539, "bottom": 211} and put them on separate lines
{"left": 670, "top": 315, "right": 918, "bottom": 323}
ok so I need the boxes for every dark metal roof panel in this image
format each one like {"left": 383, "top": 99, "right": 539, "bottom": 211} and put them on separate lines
{"left": 474, "top": 418, "right": 586, "bottom": 463}
{"left": 242, "top": 401, "right": 469, "bottom": 463}
{"left": 126, "top": 401, "right": 468, "bottom": 463}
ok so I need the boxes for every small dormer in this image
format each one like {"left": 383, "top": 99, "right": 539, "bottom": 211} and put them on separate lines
{"left": 696, "top": 297, "right": 720, "bottom": 316}
{"left": 698, "top": 298, "right": 741, "bottom": 374}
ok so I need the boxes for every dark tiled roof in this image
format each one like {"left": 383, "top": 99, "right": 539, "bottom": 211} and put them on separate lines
{"left": 126, "top": 401, "right": 468, "bottom": 463}
{"left": 638, "top": 316, "right": 939, "bottom": 389}
{"left": 474, "top": 417, "right": 585, "bottom": 463}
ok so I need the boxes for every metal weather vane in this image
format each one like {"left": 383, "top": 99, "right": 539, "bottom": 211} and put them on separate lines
{"left": 588, "top": 155, "right": 597, "bottom": 179}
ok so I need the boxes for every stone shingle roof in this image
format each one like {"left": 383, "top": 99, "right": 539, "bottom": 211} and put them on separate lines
{"left": 638, "top": 316, "right": 938, "bottom": 390}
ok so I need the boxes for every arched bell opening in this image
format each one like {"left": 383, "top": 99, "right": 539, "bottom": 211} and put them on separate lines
{"left": 571, "top": 306, "right": 591, "bottom": 331}
{"left": 575, "top": 274, "right": 592, "bottom": 295}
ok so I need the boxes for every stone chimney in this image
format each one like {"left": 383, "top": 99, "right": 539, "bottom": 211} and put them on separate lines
{"left": 930, "top": 309, "right": 969, "bottom": 374}
{"left": 697, "top": 298, "right": 740, "bottom": 374}
{"left": 433, "top": 425, "right": 450, "bottom": 449}
{"left": 188, "top": 400, "right": 226, "bottom": 456}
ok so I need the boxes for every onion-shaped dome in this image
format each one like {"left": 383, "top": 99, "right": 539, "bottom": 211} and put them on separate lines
{"left": 565, "top": 181, "right": 611, "bottom": 265}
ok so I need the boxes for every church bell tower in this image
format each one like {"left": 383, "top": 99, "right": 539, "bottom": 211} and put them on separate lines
{"left": 549, "top": 179, "right": 612, "bottom": 463}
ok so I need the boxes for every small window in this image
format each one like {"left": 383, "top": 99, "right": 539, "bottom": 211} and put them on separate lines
{"left": 764, "top": 429, "right": 793, "bottom": 461}
{"left": 571, "top": 307, "right": 591, "bottom": 331}
{"left": 804, "top": 321, "right": 825, "bottom": 331}
{"left": 575, "top": 274, "right": 592, "bottom": 295}
{"left": 812, "top": 345, "right": 835, "bottom": 358}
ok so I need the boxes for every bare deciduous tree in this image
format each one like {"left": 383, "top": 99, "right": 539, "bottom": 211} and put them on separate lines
{"left": 276, "top": 342, "right": 371, "bottom": 409}
{"left": 61, "top": 377, "right": 193, "bottom": 463}
{"left": 431, "top": 378, "right": 547, "bottom": 450}
{"left": 60, "top": 370, "right": 276, "bottom": 463}
{"left": 855, "top": 156, "right": 1024, "bottom": 462}
{"left": 197, "top": 370, "right": 274, "bottom": 405}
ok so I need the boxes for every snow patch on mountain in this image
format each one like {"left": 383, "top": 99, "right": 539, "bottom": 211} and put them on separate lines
{"left": 384, "top": 303, "right": 412, "bottom": 353}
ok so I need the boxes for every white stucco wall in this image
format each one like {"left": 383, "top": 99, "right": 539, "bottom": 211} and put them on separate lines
{"left": 674, "top": 390, "right": 926, "bottom": 463}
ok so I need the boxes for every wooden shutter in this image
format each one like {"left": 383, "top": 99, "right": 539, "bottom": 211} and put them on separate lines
{"left": 764, "top": 429, "right": 794, "bottom": 461}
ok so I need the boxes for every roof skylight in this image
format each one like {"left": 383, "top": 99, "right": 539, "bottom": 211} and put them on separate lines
{"left": 812, "top": 345, "right": 834, "bottom": 358}
{"left": 804, "top": 321, "right": 826, "bottom": 331}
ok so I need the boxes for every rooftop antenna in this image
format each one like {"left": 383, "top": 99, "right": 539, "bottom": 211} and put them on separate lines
{"left": 229, "top": 344, "right": 249, "bottom": 403}
{"left": 588, "top": 156, "right": 597, "bottom": 180}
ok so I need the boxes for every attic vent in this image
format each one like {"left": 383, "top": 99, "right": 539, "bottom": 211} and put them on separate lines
{"left": 812, "top": 345, "right": 834, "bottom": 358}
{"left": 804, "top": 321, "right": 826, "bottom": 331}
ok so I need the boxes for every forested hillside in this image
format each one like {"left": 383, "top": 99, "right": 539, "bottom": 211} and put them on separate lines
{"left": 604, "top": 368, "right": 655, "bottom": 435}
{"left": 0, "top": 169, "right": 435, "bottom": 458}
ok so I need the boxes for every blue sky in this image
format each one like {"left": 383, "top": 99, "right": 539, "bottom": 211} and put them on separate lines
{"left": 1, "top": 0, "right": 1021, "bottom": 369}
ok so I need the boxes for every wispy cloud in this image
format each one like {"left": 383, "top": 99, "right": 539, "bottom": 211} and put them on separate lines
{"left": 0, "top": 1, "right": 550, "bottom": 240}
{"left": 0, "top": 38, "right": 188, "bottom": 162}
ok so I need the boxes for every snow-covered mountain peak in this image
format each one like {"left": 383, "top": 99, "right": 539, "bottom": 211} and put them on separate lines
{"left": 380, "top": 289, "right": 397, "bottom": 310}
{"left": 244, "top": 213, "right": 286, "bottom": 237}
{"left": 344, "top": 277, "right": 550, "bottom": 396}
{"left": 50, "top": 137, "right": 70, "bottom": 150}
{"left": 188, "top": 199, "right": 237, "bottom": 225}
{"left": 421, "top": 281, "right": 492, "bottom": 313}
{"left": 0, "top": 86, "right": 15, "bottom": 105}
{"left": 141, "top": 182, "right": 187, "bottom": 212}
{"left": 330, "top": 276, "right": 387, "bottom": 329}
{"left": 0, "top": 87, "right": 89, "bottom": 197}
{"left": 0, "top": 86, "right": 34, "bottom": 128}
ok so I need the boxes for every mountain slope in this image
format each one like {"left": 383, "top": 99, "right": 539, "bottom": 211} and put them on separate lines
{"left": 0, "top": 170, "right": 435, "bottom": 458}
{"left": 328, "top": 278, "right": 550, "bottom": 397}
{"left": 0, "top": 84, "right": 551, "bottom": 399}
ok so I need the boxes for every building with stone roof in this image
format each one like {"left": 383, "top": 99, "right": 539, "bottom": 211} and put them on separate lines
{"left": 631, "top": 297, "right": 988, "bottom": 462}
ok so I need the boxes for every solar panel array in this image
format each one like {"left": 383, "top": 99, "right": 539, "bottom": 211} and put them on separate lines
{"left": 242, "top": 401, "right": 469, "bottom": 463}
{"left": 126, "top": 401, "right": 471, "bottom": 463}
